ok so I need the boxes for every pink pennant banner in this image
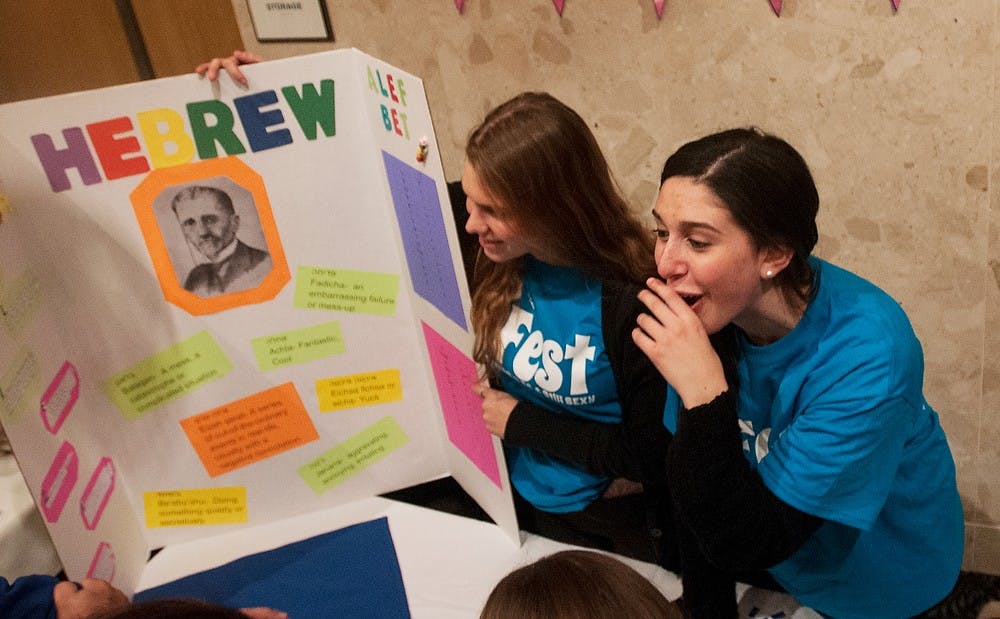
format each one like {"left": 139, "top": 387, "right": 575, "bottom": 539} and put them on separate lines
{"left": 454, "top": 0, "right": 893, "bottom": 20}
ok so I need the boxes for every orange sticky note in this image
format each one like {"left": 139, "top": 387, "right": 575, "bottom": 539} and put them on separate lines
{"left": 180, "top": 382, "right": 318, "bottom": 477}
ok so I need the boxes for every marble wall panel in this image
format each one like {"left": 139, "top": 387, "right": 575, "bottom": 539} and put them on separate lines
{"left": 976, "top": 15, "right": 1000, "bottom": 567}
{"left": 230, "top": 0, "right": 998, "bottom": 572}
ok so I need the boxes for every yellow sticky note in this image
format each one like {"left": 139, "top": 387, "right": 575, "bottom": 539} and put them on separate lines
{"left": 315, "top": 369, "right": 402, "bottom": 412}
{"left": 143, "top": 486, "right": 247, "bottom": 528}
{"left": 298, "top": 416, "right": 408, "bottom": 494}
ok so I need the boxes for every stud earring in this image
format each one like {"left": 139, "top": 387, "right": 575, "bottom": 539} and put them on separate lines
{"left": 765, "top": 270, "right": 774, "bottom": 278}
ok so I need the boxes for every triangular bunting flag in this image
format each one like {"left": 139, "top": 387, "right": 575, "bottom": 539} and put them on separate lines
{"left": 552, "top": 0, "right": 565, "bottom": 16}
{"left": 890, "top": 0, "right": 900, "bottom": 11}
{"left": 653, "top": 0, "right": 665, "bottom": 19}
{"left": 770, "top": 0, "right": 782, "bottom": 16}
{"left": 454, "top": 0, "right": 464, "bottom": 13}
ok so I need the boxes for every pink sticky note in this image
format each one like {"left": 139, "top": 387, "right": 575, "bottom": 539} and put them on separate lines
{"left": 770, "top": 0, "right": 782, "bottom": 16}
{"left": 40, "top": 361, "right": 79, "bottom": 435}
{"left": 86, "top": 542, "right": 116, "bottom": 581}
{"left": 421, "top": 322, "right": 502, "bottom": 488}
{"left": 552, "top": 0, "right": 565, "bottom": 16}
{"left": 41, "top": 441, "right": 78, "bottom": 522}
{"left": 80, "top": 457, "right": 115, "bottom": 530}
{"left": 454, "top": 0, "right": 464, "bottom": 13}
{"left": 653, "top": 0, "right": 665, "bottom": 19}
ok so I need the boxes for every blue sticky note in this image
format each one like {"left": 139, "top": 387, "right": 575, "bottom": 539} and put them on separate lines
{"left": 382, "top": 151, "right": 467, "bottom": 329}
{"left": 135, "top": 517, "right": 410, "bottom": 618}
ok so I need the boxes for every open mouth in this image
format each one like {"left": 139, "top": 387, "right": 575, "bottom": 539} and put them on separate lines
{"left": 679, "top": 294, "right": 701, "bottom": 307}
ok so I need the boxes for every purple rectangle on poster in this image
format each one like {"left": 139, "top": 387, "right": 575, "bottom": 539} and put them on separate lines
{"left": 382, "top": 151, "right": 467, "bottom": 329}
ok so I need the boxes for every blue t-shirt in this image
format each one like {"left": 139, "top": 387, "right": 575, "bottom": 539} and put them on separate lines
{"left": 663, "top": 258, "right": 963, "bottom": 618}
{"left": 500, "top": 258, "right": 621, "bottom": 513}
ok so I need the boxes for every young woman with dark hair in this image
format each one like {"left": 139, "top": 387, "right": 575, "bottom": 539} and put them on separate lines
{"left": 635, "top": 127, "right": 963, "bottom": 618}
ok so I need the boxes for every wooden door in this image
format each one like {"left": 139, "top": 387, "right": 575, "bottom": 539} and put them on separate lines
{"left": 130, "top": 0, "right": 245, "bottom": 78}
{"left": 0, "top": 0, "right": 243, "bottom": 104}
{"left": 0, "top": 1, "right": 138, "bottom": 103}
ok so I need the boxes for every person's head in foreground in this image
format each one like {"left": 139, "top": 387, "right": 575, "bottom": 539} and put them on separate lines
{"left": 479, "top": 550, "right": 683, "bottom": 619}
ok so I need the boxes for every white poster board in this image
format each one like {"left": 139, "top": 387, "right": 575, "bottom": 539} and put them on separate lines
{"left": 0, "top": 48, "right": 516, "bottom": 595}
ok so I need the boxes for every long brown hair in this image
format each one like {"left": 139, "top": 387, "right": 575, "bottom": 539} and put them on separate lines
{"left": 466, "top": 92, "right": 653, "bottom": 376}
{"left": 480, "top": 550, "right": 683, "bottom": 619}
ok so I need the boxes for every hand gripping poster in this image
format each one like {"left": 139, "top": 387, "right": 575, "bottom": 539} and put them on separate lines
{"left": 0, "top": 49, "right": 516, "bottom": 594}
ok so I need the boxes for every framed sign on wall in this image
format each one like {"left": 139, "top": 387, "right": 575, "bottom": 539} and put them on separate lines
{"left": 246, "top": 0, "right": 333, "bottom": 42}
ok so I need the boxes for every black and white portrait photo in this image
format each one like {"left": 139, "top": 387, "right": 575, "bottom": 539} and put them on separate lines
{"left": 154, "top": 178, "right": 273, "bottom": 299}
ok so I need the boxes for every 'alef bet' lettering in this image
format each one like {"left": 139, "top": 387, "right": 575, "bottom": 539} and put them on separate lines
{"left": 367, "top": 67, "right": 409, "bottom": 139}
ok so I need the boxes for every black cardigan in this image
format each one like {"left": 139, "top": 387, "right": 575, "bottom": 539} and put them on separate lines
{"left": 501, "top": 278, "right": 670, "bottom": 486}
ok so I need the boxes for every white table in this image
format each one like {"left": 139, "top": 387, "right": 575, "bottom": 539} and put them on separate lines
{"left": 136, "top": 495, "right": 680, "bottom": 618}
{"left": 136, "top": 495, "right": 819, "bottom": 618}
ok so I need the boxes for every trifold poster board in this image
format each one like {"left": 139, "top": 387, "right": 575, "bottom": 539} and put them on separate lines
{"left": 0, "top": 48, "right": 517, "bottom": 596}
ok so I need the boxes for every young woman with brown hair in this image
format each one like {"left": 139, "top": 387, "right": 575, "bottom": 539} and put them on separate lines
{"left": 462, "top": 92, "right": 669, "bottom": 562}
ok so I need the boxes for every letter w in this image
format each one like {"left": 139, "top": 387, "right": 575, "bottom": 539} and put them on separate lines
{"left": 282, "top": 79, "right": 336, "bottom": 140}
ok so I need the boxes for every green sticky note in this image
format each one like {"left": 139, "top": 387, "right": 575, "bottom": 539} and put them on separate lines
{"left": 103, "top": 331, "right": 233, "bottom": 420}
{"left": 251, "top": 321, "right": 346, "bottom": 371}
{"left": 0, "top": 348, "right": 37, "bottom": 424}
{"left": 0, "top": 271, "right": 42, "bottom": 338}
{"left": 298, "top": 416, "right": 408, "bottom": 494}
{"left": 294, "top": 267, "right": 398, "bottom": 316}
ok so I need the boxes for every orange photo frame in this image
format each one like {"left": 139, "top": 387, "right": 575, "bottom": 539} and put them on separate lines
{"left": 130, "top": 156, "right": 290, "bottom": 315}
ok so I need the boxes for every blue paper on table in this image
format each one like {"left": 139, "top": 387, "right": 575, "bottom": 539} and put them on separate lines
{"left": 135, "top": 517, "right": 410, "bottom": 618}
